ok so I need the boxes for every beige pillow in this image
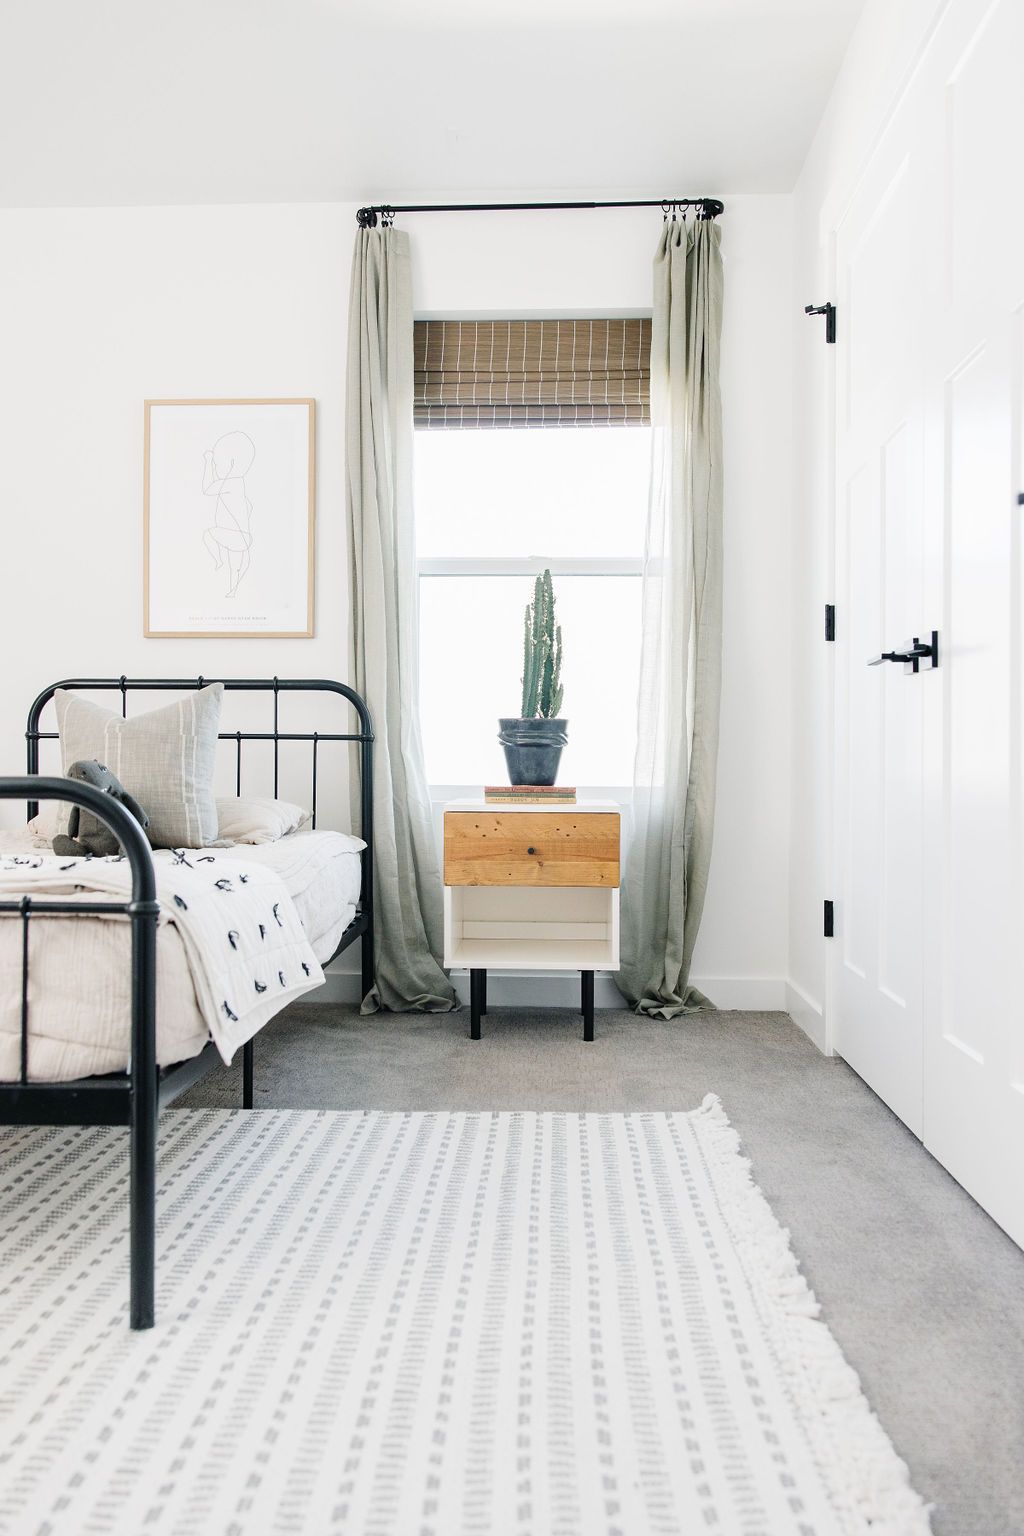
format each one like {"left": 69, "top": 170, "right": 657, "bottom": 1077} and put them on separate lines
{"left": 215, "top": 797, "right": 312, "bottom": 845}
{"left": 54, "top": 683, "right": 224, "bottom": 848}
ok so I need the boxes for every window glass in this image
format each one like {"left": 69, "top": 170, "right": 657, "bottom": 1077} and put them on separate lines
{"left": 418, "top": 574, "right": 642, "bottom": 786}
{"left": 415, "top": 429, "right": 650, "bottom": 559}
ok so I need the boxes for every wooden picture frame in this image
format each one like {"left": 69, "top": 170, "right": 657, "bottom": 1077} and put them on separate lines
{"left": 144, "top": 398, "right": 315, "bottom": 638}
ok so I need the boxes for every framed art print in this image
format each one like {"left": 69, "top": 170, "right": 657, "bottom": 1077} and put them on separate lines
{"left": 144, "top": 398, "right": 315, "bottom": 638}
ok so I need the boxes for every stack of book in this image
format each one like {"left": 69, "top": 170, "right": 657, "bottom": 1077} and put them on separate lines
{"left": 484, "top": 785, "right": 577, "bottom": 805}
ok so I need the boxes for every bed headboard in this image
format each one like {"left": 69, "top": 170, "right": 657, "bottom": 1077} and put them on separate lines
{"left": 25, "top": 676, "right": 374, "bottom": 916}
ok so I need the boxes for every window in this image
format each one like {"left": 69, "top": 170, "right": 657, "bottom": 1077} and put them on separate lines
{"left": 414, "top": 319, "right": 650, "bottom": 788}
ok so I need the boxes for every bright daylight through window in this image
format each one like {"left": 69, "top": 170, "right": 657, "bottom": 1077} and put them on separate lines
{"left": 415, "top": 426, "right": 649, "bottom": 787}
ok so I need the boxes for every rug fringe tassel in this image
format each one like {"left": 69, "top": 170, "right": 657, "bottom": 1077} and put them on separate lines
{"left": 692, "top": 1093, "right": 934, "bottom": 1535}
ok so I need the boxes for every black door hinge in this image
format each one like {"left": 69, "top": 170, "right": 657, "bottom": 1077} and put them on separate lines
{"left": 805, "top": 302, "right": 837, "bottom": 343}
{"left": 824, "top": 900, "right": 834, "bottom": 938}
{"left": 825, "top": 603, "right": 836, "bottom": 642}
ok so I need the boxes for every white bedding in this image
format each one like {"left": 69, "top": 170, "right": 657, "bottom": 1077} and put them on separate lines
{"left": 0, "top": 829, "right": 362, "bottom": 1083}
{"left": 239, "top": 831, "right": 362, "bottom": 961}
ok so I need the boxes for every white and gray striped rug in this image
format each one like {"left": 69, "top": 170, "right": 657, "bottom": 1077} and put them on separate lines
{"left": 0, "top": 1102, "right": 930, "bottom": 1535}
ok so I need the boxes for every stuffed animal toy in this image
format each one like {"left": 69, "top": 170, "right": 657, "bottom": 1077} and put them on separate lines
{"left": 51, "top": 760, "right": 150, "bottom": 857}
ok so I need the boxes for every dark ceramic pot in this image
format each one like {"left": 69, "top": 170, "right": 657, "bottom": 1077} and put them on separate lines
{"left": 497, "top": 717, "right": 568, "bottom": 787}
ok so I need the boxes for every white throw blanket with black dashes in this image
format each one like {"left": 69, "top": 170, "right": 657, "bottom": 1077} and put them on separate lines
{"left": 0, "top": 846, "right": 324, "bottom": 1064}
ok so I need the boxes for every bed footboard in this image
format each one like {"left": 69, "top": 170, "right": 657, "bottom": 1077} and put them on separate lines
{"left": 0, "top": 776, "right": 159, "bottom": 1329}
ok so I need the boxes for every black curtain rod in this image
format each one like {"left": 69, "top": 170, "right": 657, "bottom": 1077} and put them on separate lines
{"left": 356, "top": 196, "right": 724, "bottom": 228}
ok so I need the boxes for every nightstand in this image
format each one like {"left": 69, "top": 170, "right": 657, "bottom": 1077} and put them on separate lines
{"left": 442, "top": 799, "right": 620, "bottom": 1041}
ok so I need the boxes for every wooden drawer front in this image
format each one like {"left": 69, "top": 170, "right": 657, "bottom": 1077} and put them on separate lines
{"left": 444, "top": 812, "right": 619, "bottom": 888}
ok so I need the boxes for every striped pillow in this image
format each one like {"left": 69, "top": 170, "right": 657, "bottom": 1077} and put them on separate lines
{"left": 54, "top": 684, "right": 224, "bottom": 849}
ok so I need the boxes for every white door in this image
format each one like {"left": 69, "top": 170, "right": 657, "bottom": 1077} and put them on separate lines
{"left": 919, "top": 0, "right": 1024, "bottom": 1247}
{"left": 833, "top": 111, "right": 929, "bottom": 1136}
{"left": 832, "top": 0, "right": 1024, "bottom": 1246}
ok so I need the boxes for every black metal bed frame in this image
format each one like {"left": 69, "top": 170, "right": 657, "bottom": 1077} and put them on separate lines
{"left": 0, "top": 677, "right": 373, "bottom": 1330}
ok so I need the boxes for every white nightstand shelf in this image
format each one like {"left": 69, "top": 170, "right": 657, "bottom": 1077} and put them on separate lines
{"left": 443, "top": 799, "right": 620, "bottom": 1041}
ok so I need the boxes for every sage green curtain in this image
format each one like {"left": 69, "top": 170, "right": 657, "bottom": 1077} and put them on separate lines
{"left": 617, "top": 218, "right": 725, "bottom": 1017}
{"left": 346, "top": 227, "right": 457, "bottom": 1013}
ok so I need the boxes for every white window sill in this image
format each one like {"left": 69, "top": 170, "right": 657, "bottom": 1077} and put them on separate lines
{"left": 429, "top": 785, "right": 633, "bottom": 804}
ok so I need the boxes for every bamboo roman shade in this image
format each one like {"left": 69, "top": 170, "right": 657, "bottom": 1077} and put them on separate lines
{"left": 413, "top": 318, "right": 651, "bottom": 429}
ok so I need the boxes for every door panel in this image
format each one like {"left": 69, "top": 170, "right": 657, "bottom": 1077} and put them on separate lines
{"left": 946, "top": 0, "right": 1021, "bottom": 312}
{"left": 833, "top": 0, "right": 1024, "bottom": 1245}
{"left": 841, "top": 464, "right": 883, "bottom": 985}
{"left": 879, "top": 423, "right": 923, "bottom": 1011}
{"left": 945, "top": 342, "right": 1012, "bottom": 1048}
{"left": 834, "top": 134, "right": 926, "bottom": 1134}
{"left": 920, "top": 0, "right": 1024, "bottom": 1244}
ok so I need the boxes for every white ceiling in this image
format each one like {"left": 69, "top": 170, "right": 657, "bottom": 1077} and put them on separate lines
{"left": 0, "top": 0, "right": 865, "bottom": 207}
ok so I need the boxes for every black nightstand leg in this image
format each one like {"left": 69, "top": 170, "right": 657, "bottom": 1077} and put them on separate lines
{"left": 581, "top": 970, "right": 595, "bottom": 1042}
{"left": 470, "top": 968, "right": 485, "bottom": 1040}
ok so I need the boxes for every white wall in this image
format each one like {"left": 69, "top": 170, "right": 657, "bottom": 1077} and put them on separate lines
{"left": 0, "top": 201, "right": 353, "bottom": 759}
{"left": 787, "top": 0, "right": 949, "bottom": 1047}
{"left": 0, "top": 194, "right": 794, "bottom": 1006}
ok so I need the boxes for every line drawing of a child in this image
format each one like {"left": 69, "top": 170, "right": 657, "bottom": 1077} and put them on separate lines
{"left": 201, "top": 431, "right": 256, "bottom": 597}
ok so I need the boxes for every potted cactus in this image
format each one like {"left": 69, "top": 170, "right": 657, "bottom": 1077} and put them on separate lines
{"left": 498, "top": 568, "right": 568, "bottom": 786}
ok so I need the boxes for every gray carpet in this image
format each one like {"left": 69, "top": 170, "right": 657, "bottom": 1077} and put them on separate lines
{"left": 177, "top": 1003, "right": 1024, "bottom": 1536}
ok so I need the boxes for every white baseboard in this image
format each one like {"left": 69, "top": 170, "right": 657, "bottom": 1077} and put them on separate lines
{"left": 690, "top": 976, "right": 788, "bottom": 1011}
{"left": 320, "top": 970, "right": 368, "bottom": 1004}
{"left": 320, "top": 965, "right": 791, "bottom": 1013}
{"left": 785, "top": 977, "right": 828, "bottom": 1053}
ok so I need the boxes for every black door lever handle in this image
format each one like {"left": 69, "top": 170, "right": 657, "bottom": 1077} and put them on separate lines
{"left": 867, "top": 631, "right": 939, "bottom": 673}
{"left": 869, "top": 644, "right": 930, "bottom": 665}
